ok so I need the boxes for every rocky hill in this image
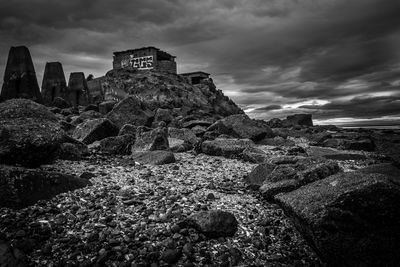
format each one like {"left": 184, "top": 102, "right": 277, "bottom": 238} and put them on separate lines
{"left": 99, "top": 68, "right": 243, "bottom": 120}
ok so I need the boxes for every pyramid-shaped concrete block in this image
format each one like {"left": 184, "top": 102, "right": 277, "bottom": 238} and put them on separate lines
{"left": 67, "top": 72, "right": 91, "bottom": 106}
{"left": 0, "top": 46, "right": 43, "bottom": 103}
{"left": 41, "top": 62, "right": 67, "bottom": 106}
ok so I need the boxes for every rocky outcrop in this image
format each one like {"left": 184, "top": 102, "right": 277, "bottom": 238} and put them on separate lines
{"left": 0, "top": 46, "right": 43, "bottom": 103}
{"left": 207, "top": 114, "right": 273, "bottom": 141}
{"left": 275, "top": 164, "right": 400, "bottom": 266}
{"left": 0, "top": 99, "right": 69, "bottom": 167}
{"left": 107, "top": 96, "right": 154, "bottom": 128}
{"left": 100, "top": 69, "right": 243, "bottom": 120}
{"left": 0, "top": 165, "right": 91, "bottom": 209}
{"left": 284, "top": 114, "right": 313, "bottom": 127}
{"left": 41, "top": 62, "right": 67, "bottom": 106}
{"left": 72, "top": 118, "right": 119, "bottom": 144}
{"left": 66, "top": 72, "right": 90, "bottom": 106}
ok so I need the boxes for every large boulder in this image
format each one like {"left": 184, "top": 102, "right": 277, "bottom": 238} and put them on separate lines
{"left": 245, "top": 157, "right": 341, "bottom": 199}
{"left": 0, "top": 165, "right": 91, "bottom": 209}
{"left": 132, "top": 126, "right": 169, "bottom": 151}
{"left": 207, "top": 114, "right": 273, "bottom": 141}
{"left": 275, "top": 164, "right": 400, "bottom": 266}
{"left": 72, "top": 118, "right": 119, "bottom": 144}
{"left": 0, "top": 46, "right": 43, "bottom": 103}
{"left": 152, "top": 108, "right": 174, "bottom": 127}
{"left": 201, "top": 138, "right": 254, "bottom": 158}
{"left": 99, "top": 134, "right": 135, "bottom": 155}
{"left": 168, "top": 127, "right": 198, "bottom": 144}
{"left": 131, "top": 150, "right": 176, "bottom": 165}
{"left": 57, "top": 142, "right": 89, "bottom": 161}
{"left": 41, "top": 62, "right": 67, "bottom": 106}
{"left": 106, "top": 96, "right": 154, "bottom": 128}
{"left": 184, "top": 210, "right": 238, "bottom": 238}
{"left": 99, "top": 100, "right": 117, "bottom": 115}
{"left": 0, "top": 99, "right": 69, "bottom": 167}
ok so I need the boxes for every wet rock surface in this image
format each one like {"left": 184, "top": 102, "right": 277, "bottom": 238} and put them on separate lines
{"left": 275, "top": 164, "right": 400, "bottom": 266}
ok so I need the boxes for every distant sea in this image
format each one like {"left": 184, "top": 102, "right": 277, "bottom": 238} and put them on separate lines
{"left": 340, "top": 125, "right": 400, "bottom": 130}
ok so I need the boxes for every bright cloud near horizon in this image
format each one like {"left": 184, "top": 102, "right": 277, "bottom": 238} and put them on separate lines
{"left": 1, "top": 0, "right": 400, "bottom": 125}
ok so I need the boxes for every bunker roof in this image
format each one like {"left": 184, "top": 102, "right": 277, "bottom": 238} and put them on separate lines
{"left": 113, "top": 46, "right": 176, "bottom": 58}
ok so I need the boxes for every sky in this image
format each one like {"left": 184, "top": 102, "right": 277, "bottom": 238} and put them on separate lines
{"left": 1, "top": 0, "right": 400, "bottom": 126}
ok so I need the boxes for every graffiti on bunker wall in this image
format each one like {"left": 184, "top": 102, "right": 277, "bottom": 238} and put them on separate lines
{"left": 121, "top": 55, "right": 154, "bottom": 69}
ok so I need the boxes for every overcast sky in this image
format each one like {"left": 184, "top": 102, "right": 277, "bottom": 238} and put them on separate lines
{"left": 1, "top": 0, "right": 400, "bottom": 125}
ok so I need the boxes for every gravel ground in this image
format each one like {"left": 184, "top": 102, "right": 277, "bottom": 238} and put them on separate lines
{"left": 1, "top": 152, "right": 322, "bottom": 266}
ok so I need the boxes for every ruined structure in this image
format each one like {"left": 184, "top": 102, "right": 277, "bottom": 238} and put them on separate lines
{"left": 113, "top": 47, "right": 177, "bottom": 74}
{"left": 0, "top": 46, "right": 43, "bottom": 103}
{"left": 181, "top": 71, "right": 210, "bottom": 85}
{"left": 41, "top": 62, "right": 67, "bottom": 105}
{"left": 66, "top": 72, "right": 90, "bottom": 106}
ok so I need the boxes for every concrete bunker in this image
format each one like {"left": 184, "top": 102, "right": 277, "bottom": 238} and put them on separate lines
{"left": 113, "top": 47, "right": 177, "bottom": 74}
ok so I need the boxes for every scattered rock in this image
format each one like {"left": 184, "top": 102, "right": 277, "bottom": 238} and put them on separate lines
{"left": 131, "top": 150, "right": 176, "bottom": 165}
{"left": 185, "top": 210, "right": 238, "bottom": 237}
{"left": 73, "top": 118, "right": 119, "bottom": 145}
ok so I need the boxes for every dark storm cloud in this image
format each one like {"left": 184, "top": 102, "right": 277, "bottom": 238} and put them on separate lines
{"left": 0, "top": 0, "right": 400, "bottom": 123}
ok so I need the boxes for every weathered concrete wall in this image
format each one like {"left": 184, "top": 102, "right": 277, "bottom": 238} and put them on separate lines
{"left": 113, "top": 47, "right": 177, "bottom": 74}
{"left": 158, "top": 60, "right": 177, "bottom": 74}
